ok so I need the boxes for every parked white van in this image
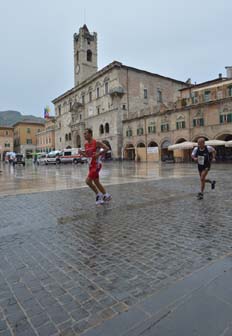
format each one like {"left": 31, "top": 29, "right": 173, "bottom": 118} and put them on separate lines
{"left": 56, "top": 148, "right": 87, "bottom": 164}
{"left": 45, "top": 151, "right": 62, "bottom": 164}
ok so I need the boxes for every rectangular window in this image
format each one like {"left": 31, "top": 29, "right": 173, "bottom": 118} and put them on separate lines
{"left": 176, "top": 121, "right": 185, "bottom": 129}
{"left": 26, "top": 139, "right": 32, "bottom": 144}
{"left": 82, "top": 95, "right": 85, "bottom": 105}
{"left": 5, "top": 143, "right": 10, "bottom": 147}
{"left": 27, "top": 128, "right": 31, "bottom": 134}
{"left": 157, "top": 89, "right": 162, "bottom": 103}
{"left": 97, "top": 107, "right": 100, "bottom": 115}
{"left": 58, "top": 105, "right": 61, "bottom": 116}
{"left": 204, "top": 91, "right": 211, "bottom": 102}
{"left": 220, "top": 114, "right": 232, "bottom": 123}
{"left": 144, "top": 89, "right": 148, "bottom": 99}
{"left": 126, "top": 129, "right": 133, "bottom": 137}
{"left": 96, "top": 87, "right": 100, "bottom": 98}
{"left": 89, "top": 91, "right": 92, "bottom": 102}
{"left": 161, "top": 124, "right": 169, "bottom": 132}
{"left": 193, "top": 118, "right": 204, "bottom": 127}
{"left": 148, "top": 126, "right": 156, "bottom": 133}
{"left": 60, "top": 137, "right": 62, "bottom": 142}
{"left": 137, "top": 128, "right": 144, "bottom": 136}
{"left": 228, "top": 86, "right": 232, "bottom": 97}
{"left": 80, "top": 114, "right": 82, "bottom": 120}
{"left": 5, "top": 131, "right": 9, "bottom": 136}
{"left": 105, "top": 82, "right": 109, "bottom": 95}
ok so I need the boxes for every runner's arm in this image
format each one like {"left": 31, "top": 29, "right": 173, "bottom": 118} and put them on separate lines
{"left": 207, "top": 146, "right": 216, "bottom": 161}
{"left": 191, "top": 147, "right": 198, "bottom": 162}
{"left": 95, "top": 141, "right": 109, "bottom": 158}
{"left": 79, "top": 149, "right": 87, "bottom": 157}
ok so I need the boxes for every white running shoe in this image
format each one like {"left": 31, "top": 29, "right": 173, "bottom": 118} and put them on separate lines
{"left": 96, "top": 194, "right": 104, "bottom": 205}
{"left": 103, "top": 193, "right": 112, "bottom": 202}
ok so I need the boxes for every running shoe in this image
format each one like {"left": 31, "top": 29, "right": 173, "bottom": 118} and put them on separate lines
{"left": 211, "top": 180, "right": 216, "bottom": 190}
{"left": 197, "top": 192, "right": 204, "bottom": 200}
{"left": 103, "top": 193, "right": 112, "bottom": 202}
{"left": 96, "top": 194, "right": 104, "bottom": 205}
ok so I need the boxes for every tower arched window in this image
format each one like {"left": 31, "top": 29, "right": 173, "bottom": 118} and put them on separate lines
{"left": 105, "top": 123, "right": 109, "bottom": 133}
{"left": 87, "top": 50, "right": 92, "bottom": 62}
{"left": 99, "top": 124, "right": 104, "bottom": 135}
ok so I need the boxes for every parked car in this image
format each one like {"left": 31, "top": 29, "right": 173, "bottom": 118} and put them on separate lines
{"left": 12, "top": 153, "right": 25, "bottom": 166}
{"left": 56, "top": 149, "right": 87, "bottom": 164}
{"left": 37, "top": 153, "right": 48, "bottom": 165}
{"left": 5, "top": 152, "right": 16, "bottom": 164}
{"left": 45, "top": 151, "right": 62, "bottom": 164}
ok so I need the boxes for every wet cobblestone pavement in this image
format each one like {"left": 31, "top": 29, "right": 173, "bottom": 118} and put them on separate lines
{"left": 0, "top": 162, "right": 231, "bottom": 335}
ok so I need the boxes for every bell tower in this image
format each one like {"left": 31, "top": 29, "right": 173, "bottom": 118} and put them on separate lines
{"left": 73, "top": 25, "right": 98, "bottom": 86}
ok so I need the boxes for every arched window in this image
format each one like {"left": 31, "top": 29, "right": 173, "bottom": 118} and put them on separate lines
{"left": 65, "top": 134, "right": 68, "bottom": 141}
{"left": 99, "top": 124, "right": 104, "bottom": 135}
{"left": 137, "top": 142, "right": 145, "bottom": 148}
{"left": 69, "top": 133, "right": 72, "bottom": 141}
{"left": 87, "top": 50, "right": 92, "bottom": 62}
{"left": 105, "top": 123, "right": 109, "bottom": 133}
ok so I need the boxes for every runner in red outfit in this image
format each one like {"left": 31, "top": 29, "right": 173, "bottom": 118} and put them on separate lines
{"left": 80, "top": 128, "right": 112, "bottom": 205}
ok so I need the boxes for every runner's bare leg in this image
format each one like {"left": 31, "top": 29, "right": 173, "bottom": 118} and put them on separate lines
{"left": 200, "top": 170, "right": 208, "bottom": 193}
{"left": 86, "top": 177, "right": 99, "bottom": 194}
{"left": 93, "top": 178, "right": 106, "bottom": 194}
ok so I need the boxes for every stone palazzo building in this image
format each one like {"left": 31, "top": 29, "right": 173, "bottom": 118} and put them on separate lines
{"left": 123, "top": 69, "right": 232, "bottom": 161}
{"left": 52, "top": 25, "right": 232, "bottom": 161}
{"left": 52, "top": 25, "right": 186, "bottom": 158}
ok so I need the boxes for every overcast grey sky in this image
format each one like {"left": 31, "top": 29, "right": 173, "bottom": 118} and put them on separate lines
{"left": 0, "top": 0, "right": 231, "bottom": 117}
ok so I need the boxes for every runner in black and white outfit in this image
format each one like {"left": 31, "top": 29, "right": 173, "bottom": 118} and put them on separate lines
{"left": 191, "top": 138, "right": 216, "bottom": 200}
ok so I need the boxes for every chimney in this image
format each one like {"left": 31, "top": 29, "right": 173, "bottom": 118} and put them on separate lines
{"left": 225, "top": 66, "right": 232, "bottom": 79}
{"left": 218, "top": 73, "right": 222, "bottom": 79}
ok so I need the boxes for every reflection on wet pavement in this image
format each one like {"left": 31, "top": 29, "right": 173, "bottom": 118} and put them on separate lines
{"left": 1, "top": 161, "right": 230, "bottom": 196}
{"left": 0, "top": 161, "right": 232, "bottom": 335}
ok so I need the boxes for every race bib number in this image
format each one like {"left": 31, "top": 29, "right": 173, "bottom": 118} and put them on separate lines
{"left": 198, "top": 156, "right": 205, "bottom": 165}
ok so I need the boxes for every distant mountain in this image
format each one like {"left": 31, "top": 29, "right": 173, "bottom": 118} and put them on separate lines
{"left": 0, "top": 110, "right": 45, "bottom": 126}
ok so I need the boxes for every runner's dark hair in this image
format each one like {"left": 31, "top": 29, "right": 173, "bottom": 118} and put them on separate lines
{"left": 85, "top": 128, "right": 93, "bottom": 136}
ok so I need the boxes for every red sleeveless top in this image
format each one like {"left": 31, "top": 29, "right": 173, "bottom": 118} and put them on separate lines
{"left": 85, "top": 139, "right": 97, "bottom": 166}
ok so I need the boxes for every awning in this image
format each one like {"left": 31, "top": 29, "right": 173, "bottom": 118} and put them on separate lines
{"left": 205, "top": 140, "right": 226, "bottom": 146}
{"left": 168, "top": 141, "right": 197, "bottom": 151}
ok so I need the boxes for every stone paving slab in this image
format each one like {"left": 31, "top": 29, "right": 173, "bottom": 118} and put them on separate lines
{"left": 124, "top": 256, "right": 232, "bottom": 336}
{"left": 0, "top": 166, "right": 231, "bottom": 335}
{"left": 79, "top": 255, "right": 232, "bottom": 336}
